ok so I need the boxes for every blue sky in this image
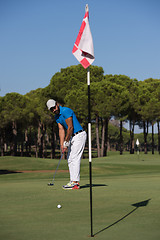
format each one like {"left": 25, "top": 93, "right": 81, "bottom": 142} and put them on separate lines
{"left": 0, "top": 0, "right": 160, "bottom": 133}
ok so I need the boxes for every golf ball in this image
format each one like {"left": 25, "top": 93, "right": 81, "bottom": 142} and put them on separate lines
{"left": 57, "top": 204, "right": 62, "bottom": 209}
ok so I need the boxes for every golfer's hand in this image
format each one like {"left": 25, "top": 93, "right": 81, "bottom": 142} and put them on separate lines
{"left": 62, "top": 141, "right": 69, "bottom": 153}
{"left": 61, "top": 146, "right": 67, "bottom": 154}
{"left": 62, "top": 147, "right": 67, "bottom": 153}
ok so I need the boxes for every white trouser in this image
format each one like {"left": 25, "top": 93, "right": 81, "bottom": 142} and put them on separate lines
{"left": 67, "top": 131, "right": 87, "bottom": 182}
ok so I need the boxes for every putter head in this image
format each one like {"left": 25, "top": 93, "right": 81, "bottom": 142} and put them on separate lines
{"left": 48, "top": 183, "right": 54, "bottom": 186}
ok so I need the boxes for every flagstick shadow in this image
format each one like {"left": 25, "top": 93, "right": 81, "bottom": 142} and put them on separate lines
{"left": 80, "top": 184, "right": 107, "bottom": 189}
{"left": 93, "top": 199, "right": 151, "bottom": 237}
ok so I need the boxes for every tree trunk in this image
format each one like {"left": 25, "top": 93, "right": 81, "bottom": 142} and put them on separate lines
{"left": 100, "top": 119, "right": 105, "bottom": 157}
{"left": 12, "top": 121, "right": 17, "bottom": 156}
{"left": 38, "top": 122, "right": 42, "bottom": 158}
{"left": 157, "top": 121, "right": 160, "bottom": 154}
{"left": 37, "top": 122, "right": 46, "bottom": 158}
{"left": 100, "top": 118, "right": 108, "bottom": 157}
{"left": 96, "top": 115, "right": 100, "bottom": 158}
{"left": 107, "top": 139, "right": 110, "bottom": 151}
{"left": 0, "top": 130, "right": 4, "bottom": 156}
{"left": 28, "top": 127, "right": 32, "bottom": 157}
{"left": 129, "top": 120, "right": 135, "bottom": 154}
{"left": 4, "top": 143, "right": 7, "bottom": 152}
{"left": 42, "top": 124, "right": 46, "bottom": 158}
{"left": 21, "top": 141, "right": 24, "bottom": 157}
{"left": 25, "top": 129, "right": 29, "bottom": 156}
{"left": 35, "top": 131, "right": 38, "bottom": 158}
{"left": 120, "top": 120, "right": 123, "bottom": 155}
{"left": 104, "top": 118, "right": 108, "bottom": 156}
{"left": 143, "top": 121, "right": 148, "bottom": 154}
{"left": 51, "top": 125, "right": 55, "bottom": 159}
{"left": 152, "top": 121, "right": 154, "bottom": 154}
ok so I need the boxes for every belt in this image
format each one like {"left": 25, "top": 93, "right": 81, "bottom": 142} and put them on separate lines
{"left": 73, "top": 130, "right": 84, "bottom": 137}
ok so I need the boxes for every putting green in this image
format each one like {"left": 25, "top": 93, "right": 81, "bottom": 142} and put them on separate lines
{"left": 0, "top": 153, "right": 160, "bottom": 240}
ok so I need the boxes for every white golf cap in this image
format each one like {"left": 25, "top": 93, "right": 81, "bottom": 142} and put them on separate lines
{"left": 46, "top": 99, "right": 56, "bottom": 110}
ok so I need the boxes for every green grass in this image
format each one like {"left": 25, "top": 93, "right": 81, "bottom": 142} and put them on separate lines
{"left": 0, "top": 152, "right": 160, "bottom": 240}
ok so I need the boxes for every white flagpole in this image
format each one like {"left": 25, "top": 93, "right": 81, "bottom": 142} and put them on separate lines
{"left": 72, "top": 4, "right": 95, "bottom": 236}
{"left": 87, "top": 66, "right": 93, "bottom": 237}
{"left": 87, "top": 68, "right": 92, "bottom": 162}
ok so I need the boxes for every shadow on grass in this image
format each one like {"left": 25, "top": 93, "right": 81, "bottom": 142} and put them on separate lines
{"left": 0, "top": 170, "right": 22, "bottom": 175}
{"left": 80, "top": 184, "right": 107, "bottom": 189}
{"left": 94, "top": 199, "right": 151, "bottom": 237}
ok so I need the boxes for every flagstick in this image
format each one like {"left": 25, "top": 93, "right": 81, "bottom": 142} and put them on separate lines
{"left": 87, "top": 67, "right": 94, "bottom": 237}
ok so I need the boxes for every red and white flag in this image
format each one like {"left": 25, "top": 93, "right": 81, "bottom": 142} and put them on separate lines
{"left": 72, "top": 4, "right": 95, "bottom": 69}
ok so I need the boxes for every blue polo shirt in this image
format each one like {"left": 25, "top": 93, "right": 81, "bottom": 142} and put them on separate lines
{"left": 55, "top": 106, "right": 83, "bottom": 134}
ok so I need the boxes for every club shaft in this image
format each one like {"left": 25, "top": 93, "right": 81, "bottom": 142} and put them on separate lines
{"left": 52, "top": 153, "right": 63, "bottom": 181}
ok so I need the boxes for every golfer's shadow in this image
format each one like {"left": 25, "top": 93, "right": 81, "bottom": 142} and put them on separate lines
{"left": 80, "top": 184, "right": 107, "bottom": 189}
{"left": 94, "top": 199, "right": 151, "bottom": 237}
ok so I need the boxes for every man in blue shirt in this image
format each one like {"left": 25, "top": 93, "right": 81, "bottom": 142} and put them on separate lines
{"left": 47, "top": 99, "right": 87, "bottom": 190}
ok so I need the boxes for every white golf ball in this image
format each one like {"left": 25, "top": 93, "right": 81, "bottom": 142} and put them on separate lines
{"left": 57, "top": 204, "right": 62, "bottom": 209}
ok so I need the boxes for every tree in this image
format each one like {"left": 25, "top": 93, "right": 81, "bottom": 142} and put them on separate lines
{"left": 106, "top": 75, "right": 131, "bottom": 154}
{"left": 48, "top": 65, "right": 104, "bottom": 104}
{"left": 144, "top": 79, "right": 160, "bottom": 154}
{"left": 0, "top": 93, "right": 29, "bottom": 156}
{"left": 128, "top": 79, "right": 141, "bottom": 154}
{"left": 26, "top": 88, "right": 57, "bottom": 158}
{"left": 133, "top": 80, "right": 160, "bottom": 154}
{"left": 90, "top": 78, "right": 129, "bottom": 156}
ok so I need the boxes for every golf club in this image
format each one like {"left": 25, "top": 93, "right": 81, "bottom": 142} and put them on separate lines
{"left": 48, "top": 152, "right": 64, "bottom": 186}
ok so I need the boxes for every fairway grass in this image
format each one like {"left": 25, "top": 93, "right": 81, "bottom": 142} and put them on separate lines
{"left": 0, "top": 152, "right": 160, "bottom": 240}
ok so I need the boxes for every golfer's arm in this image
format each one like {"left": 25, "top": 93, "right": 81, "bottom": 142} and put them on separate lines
{"left": 58, "top": 123, "right": 65, "bottom": 148}
{"left": 65, "top": 117, "right": 73, "bottom": 142}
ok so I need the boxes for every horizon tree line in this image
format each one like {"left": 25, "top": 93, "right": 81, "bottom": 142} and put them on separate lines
{"left": 0, "top": 65, "right": 160, "bottom": 158}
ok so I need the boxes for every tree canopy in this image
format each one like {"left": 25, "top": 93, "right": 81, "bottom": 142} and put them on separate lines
{"left": 0, "top": 65, "right": 160, "bottom": 157}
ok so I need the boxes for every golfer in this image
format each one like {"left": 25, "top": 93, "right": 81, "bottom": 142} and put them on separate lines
{"left": 46, "top": 99, "right": 87, "bottom": 190}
